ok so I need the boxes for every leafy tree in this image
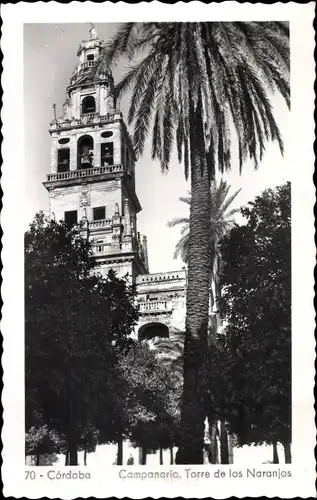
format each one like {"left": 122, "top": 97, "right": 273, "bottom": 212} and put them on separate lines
{"left": 117, "top": 343, "right": 182, "bottom": 465}
{"left": 216, "top": 182, "right": 291, "bottom": 462}
{"left": 146, "top": 333, "right": 184, "bottom": 464}
{"left": 103, "top": 22, "right": 289, "bottom": 463}
{"left": 25, "top": 213, "right": 138, "bottom": 465}
{"left": 149, "top": 331, "right": 185, "bottom": 374}
{"left": 25, "top": 425, "right": 61, "bottom": 466}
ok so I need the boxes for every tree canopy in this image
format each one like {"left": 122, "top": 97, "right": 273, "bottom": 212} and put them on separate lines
{"left": 25, "top": 213, "right": 138, "bottom": 464}
{"left": 213, "top": 182, "right": 291, "bottom": 452}
{"left": 118, "top": 342, "right": 182, "bottom": 456}
{"left": 104, "top": 22, "right": 289, "bottom": 176}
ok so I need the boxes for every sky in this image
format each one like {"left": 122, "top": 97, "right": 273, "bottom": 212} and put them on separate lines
{"left": 24, "top": 23, "right": 290, "bottom": 274}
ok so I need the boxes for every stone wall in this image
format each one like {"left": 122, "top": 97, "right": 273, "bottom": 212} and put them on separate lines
{"left": 49, "top": 179, "right": 122, "bottom": 223}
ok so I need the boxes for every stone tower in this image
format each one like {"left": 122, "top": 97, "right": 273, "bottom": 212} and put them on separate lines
{"left": 43, "top": 26, "right": 149, "bottom": 281}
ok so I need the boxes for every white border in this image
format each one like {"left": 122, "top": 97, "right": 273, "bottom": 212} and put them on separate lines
{"left": 2, "top": 2, "right": 316, "bottom": 498}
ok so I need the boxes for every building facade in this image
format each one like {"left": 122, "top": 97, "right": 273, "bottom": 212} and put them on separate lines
{"left": 43, "top": 26, "right": 186, "bottom": 341}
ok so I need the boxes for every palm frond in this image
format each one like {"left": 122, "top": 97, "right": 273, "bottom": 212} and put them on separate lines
{"left": 151, "top": 109, "right": 162, "bottom": 161}
{"left": 132, "top": 54, "right": 166, "bottom": 157}
{"left": 105, "top": 21, "right": 289, "bottom": 189}
{"left": 104, "top": 23, "right": 138, "bottom": 65}
{"left": 173, "top": 233, "right": 189, "bottom": 262}
{"left": 160, "top": 69, "right": 175, "bottom": 171}
{"left": 178, "top": 196, "right": 191, "bottom": 205}
{"left": 168, "top": 179, "right": 241, "bottom": 266}
{"left": 167, "top": 217, "right": 189, "bottom": 229}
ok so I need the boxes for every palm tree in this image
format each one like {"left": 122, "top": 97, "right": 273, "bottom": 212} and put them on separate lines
{"left": 167, "top": 179, "right": 241, "bottom": 307}
{"left": 103, "top": 22, "right": 290, "bottom": 464}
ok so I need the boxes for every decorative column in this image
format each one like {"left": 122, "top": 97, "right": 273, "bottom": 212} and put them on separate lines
{"left": 70, "top": 135, "right": 77, "bottom": 171}
{"left": 63, "top": 98, "right": 71, "bottom": 120}
{"left": 50, "top": 136, "right": 58, "bottom": 174}
{"left": 79, "top": 190, "right": 91, "bottom": 240}
{"left": 122, "top": 198, "right": 132, "bottom": 251}
{"left": 104, "top": 83, "right": 115, "bottom": 114}
{"left": 79, "top": 207, "right": 89, "bottom": 240}
{"left": 113, "top": 126, "right": 122, "bottom": 165}
{"left": 137, "top": 232, "right": 144, "bottom": 261}
{"left": 94, "top": 130, "right": 101, "bottom": 167}
{"left": 142, "top": 236, "right": 149, "bottom": 270}
{"left": 99, "top": 85, "right": 105, "bottom": 115}
{"left": 111, "top": 203, "right": 122, "bottom": 249}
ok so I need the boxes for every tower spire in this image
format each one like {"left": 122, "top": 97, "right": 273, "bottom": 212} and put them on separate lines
{"left": 89, "top": 23, "right": 98, "bottom": 40}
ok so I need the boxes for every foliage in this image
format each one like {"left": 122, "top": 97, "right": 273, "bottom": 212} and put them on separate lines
{"left": 25, "top": 213, "right": 183, "bottom": 462}
{"left": 168, "top": 179, "right": 241, "bottom": 308}
{"left": 168, "top": 180, "right": 241, "bottom": 264}
{"left": 25, "top": 425, "right": 64, "bottom": 466}
{"left": 25, "top": 213, "right": 138, "bottom": 462}
{"left": 104, "top": 22, "right": 289, "bottom": 175}
{"left": 117, "top": 342, "right": 182, "bottom": 451}
{"left": 25, "top": 425, "right": 61, "bottom": 456}
{"left": 150, "top": 331, "right": 185, "bottom": 376}
{"left": 214, "top": 182, "right": 291, "bottom": 447}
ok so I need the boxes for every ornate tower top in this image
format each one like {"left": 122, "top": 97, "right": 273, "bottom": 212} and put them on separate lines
{"left": 49, "top": 25, "right": 117, "bottom": 129}
{"left": 67, "top": 25, "right": 112, "bottom": 92}
{"left": 89, "top": 23, "right": 98, "bottom": 40}
{"left": 43, "top": 28, "right": 150, "bottom": 283}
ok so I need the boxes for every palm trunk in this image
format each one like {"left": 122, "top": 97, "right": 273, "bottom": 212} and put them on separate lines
{"left": 68, "top": 399, "right": 78, "bottom": 466}
{"left": 220, "top": 420, "right": 229, "bottom": 464}
{"left": 65, "top": 452, "right": 69, "bottom": 466}
{"left": 117, "top": 438, "right": 123, "bottom": 466}
{"left": 84, "top": 449, "right": 87, "bottom": 466}
{"left": 176, "top": 93, "right": 211, "bottom": 465}
{"left": 169, "top": 446, "right": 174, "bottom": 465}
{"left": 68, "top": 352, "right": 78, "bottom": 466}
{"left": 36, "top": 451, "right": 40, "bottom": 466}
{"left": 203, "top": 443, "right": 211, "bottom": 463}
{"left": 282, "top": 441, "right": 291, "bottom": 463}
{"left": 159, "top": 447, "right": 163, "bottom": 465}
{"left": 272, "top": 441, "right": 279, "bottom": 464}
{"left": 69, "top": 436, "right": 78, "bottom": 466}
{"left": 209, "top": 418, "right": 219, "bottom": 464}
{"left": 140, "top": 446, "right": 147, "bottom": 465}
{"left": 228, "top": 432, "right": 234, "bottom": 464}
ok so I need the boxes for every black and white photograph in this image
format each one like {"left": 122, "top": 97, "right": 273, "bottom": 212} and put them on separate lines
{"left": 2, "top": 3, "right": 315, "bottom": 498}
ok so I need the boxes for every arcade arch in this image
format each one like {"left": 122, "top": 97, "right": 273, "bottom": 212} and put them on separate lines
{"left": 138, "top": 322, "right": 169, "bottom": 343}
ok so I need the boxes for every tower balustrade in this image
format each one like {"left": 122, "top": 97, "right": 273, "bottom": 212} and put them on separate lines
{"left": 138, "top": 300, "right": 173, "bottom": 313}
{"left": 49, "top": 113, "right": 120, "bottom": 131}
{"left": 46, "top": 164, "right": 125, "bottom": 183}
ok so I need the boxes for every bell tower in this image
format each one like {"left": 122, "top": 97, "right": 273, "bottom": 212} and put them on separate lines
{"left": 43, "top": 25, "right": 149, "bottom": 281}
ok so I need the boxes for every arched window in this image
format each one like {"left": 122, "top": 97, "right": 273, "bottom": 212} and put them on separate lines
{"left": 138, "top": 322, "right": 169, "bottom": 342}
{"left": 57, "top": 148, "right": 70, "bottom": 173}
{"left": 81, "top": 96, "right": 96, "bottom": 114}
{"left": 101, "top": 142, "right": 113, "bottom": 166}
{"left": 77, "top": 135, "right": 94, "bottom": 169}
